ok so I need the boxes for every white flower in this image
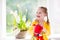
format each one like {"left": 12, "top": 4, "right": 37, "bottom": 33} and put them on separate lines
{"left": 26, "top": 22, "right": 31, "bottom": 28}
{"left": 16, "top": 16, "right": 20, "bottom": 23}
{"left": 11, "top": 10, "right": 20, "bottom": 23}
{"left": 22, "top": 15, "right": 26, "bottom": 22}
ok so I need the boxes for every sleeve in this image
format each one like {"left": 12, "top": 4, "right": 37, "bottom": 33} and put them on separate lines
{"left": 27, "top": 21, "right": 36, "bottom": 36}
{"left": 44, "top": 24, "right": 51, "bottom": 36}
{"left": 43, "top": 23, "right": 51, "bottom": 40}
{"left": 28, "top": 26, "right": 34, "bottom": 36}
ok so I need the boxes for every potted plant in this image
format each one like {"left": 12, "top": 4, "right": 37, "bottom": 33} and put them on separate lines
{"left": 16, "top": 11, "right": 28, "bottom": 39}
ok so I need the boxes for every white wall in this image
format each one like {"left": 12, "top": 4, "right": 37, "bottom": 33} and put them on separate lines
{"left": 1, "top": 0, "right": 6, "bottom": 40}
{"left": 48, "top": 0, "right": 60, "bottom": 34}
{"left": 0, "top": 0, "right": 2, "bottom": 40}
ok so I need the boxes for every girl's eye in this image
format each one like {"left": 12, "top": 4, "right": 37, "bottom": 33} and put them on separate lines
{"left": 39, "top": 12, "right": 41, "bottom": 14}
{"left": 36, "top": 12, "right": 41, "bottom": 14}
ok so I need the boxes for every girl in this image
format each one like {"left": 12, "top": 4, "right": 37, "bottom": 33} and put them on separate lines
{"left": 28, "top": 7, "right": 50, "bottom": 40}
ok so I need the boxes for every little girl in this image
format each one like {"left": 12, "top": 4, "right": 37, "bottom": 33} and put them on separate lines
{"left": 28, "top": 7, "right": 50, "bottom": 40}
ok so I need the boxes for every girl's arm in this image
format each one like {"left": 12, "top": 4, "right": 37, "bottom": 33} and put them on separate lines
{"left": 44, "top": 24, "right": 51, "bottom": 36}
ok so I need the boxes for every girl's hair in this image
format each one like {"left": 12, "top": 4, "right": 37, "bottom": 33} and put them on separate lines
{"left": 39, "top": 7, "right": 49, "bottom": 24}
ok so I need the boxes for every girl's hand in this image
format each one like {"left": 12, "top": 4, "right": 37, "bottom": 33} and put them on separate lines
{"left": 41, "top": 31, "right": 45, "bottom": 35}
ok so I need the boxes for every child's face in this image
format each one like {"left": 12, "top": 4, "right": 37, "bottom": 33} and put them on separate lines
{"left": 36, "top": 8, "right": 46, "bottom": 20}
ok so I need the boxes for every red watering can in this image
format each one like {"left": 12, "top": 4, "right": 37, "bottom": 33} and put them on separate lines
{"left": 34, "top": 24, "right": 44, "bottom": 40}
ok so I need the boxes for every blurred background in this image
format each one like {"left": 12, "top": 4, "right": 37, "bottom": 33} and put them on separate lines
{"left": 6, "top": 0, "right": 48, "bottom": 40}
{"left": 0, "top": 0, "right": 2, "bottom": 40}
{"left": 6, "top": 0, "right": 38, "bottom": 33}
{"left": 6, "top": 0, "right": 47, "bottom": 34}
{"left": 6, "top": 0, "right": 60, "bottom": 40}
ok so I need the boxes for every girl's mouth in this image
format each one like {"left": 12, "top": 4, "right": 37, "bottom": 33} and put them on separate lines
{"left": 37, "top": 16, "right": 40, "bottom": 18}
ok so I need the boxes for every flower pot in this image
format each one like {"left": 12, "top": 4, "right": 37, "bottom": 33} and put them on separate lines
{"left": 16, "top": 30, "right": 27, "bottom": 39}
